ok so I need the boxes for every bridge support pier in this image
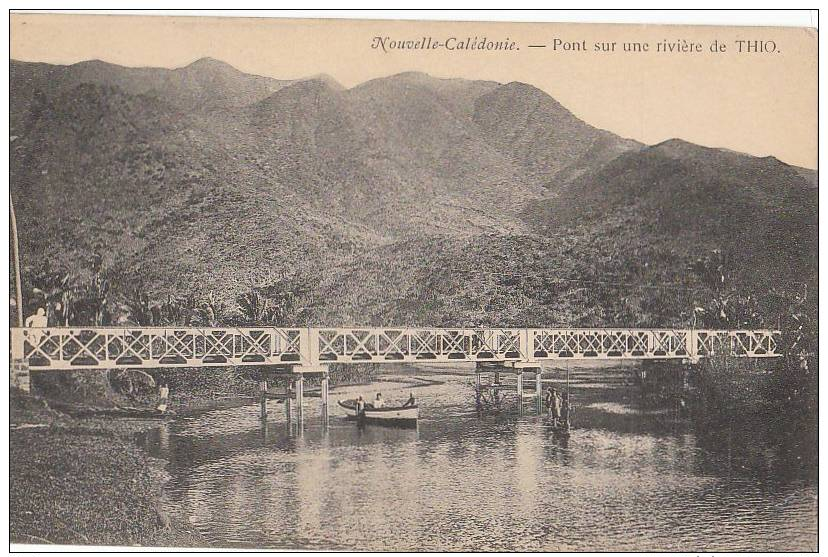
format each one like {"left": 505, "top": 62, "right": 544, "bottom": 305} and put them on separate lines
{"left": 536, "top": 372, "right": 543, "bottom": 414}
{"left": 11, "top": 359, "right": 30, "bottom": 394}
{"left": 295, "top": 374, "right": 304, "bottom": 425}
{"left": 10, "top": 329, "right": 30, "bottom": 393}
{"left": 321, "top": 371, "right": 329, "bottom": 426}
{"left": 259, "top": 380, "right": 268, "bottom": 420}
{"left": 516, "top": 372, "right": 524, "bottom": 415}
{"left": 285, "top": 382, "right": 292, "bottom": 424}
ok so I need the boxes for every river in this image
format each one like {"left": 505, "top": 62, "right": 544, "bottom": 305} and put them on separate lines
{"left": 138, "top": 363, "right": 817, "bottom": 551}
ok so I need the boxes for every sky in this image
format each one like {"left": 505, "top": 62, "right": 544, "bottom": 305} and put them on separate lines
{"left": 9, "top": 13, "right": 818, "bottom": 169}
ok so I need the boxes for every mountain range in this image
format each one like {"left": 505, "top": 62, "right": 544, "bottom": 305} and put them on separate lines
{"left": 9, "top": 57, "right": 817, "bottom": 327}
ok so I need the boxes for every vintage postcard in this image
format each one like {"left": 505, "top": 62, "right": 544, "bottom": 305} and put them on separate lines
{"left": 8, "top": 12, "right": 817, "bottom": 552}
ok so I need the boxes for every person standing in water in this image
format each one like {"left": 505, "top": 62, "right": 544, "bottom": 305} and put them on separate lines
{"left": 550, "top": 388, "right": 562, "bottom": 427}
{"left": 561, "top": 392, "right": 571, "bottom": 430}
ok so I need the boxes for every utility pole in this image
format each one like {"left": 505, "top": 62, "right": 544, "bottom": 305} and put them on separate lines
{"left": 9, "top": 192, "right": 23, "bottom": 327}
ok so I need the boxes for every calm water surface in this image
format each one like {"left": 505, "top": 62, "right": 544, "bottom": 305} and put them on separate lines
{"left": 140, "top": 364, "right": 817, "bottom": 551}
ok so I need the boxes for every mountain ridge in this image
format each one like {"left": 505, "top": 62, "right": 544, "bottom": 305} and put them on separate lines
{"left": 9, "top": 58, "right": 817, "bottom": 327}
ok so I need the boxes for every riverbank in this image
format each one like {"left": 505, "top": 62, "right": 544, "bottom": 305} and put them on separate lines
{"left": 10, "top": 387, "right": 214, "bottom": 548}
{"left": 10, "top": 362, "right": 382, "bottom": 548}
{"left": 637, "top": 356, "right": 818, "bottom": 484}
{"left": 691, "top": 355, "right": 818, "bottom": 482}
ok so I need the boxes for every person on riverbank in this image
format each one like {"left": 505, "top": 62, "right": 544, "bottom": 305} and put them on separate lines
{"left": 24, "top": 308, "right": 48, "bottom": 346}
{"left": 374, "top": 393, "right": 384, "bottom": 409}
{"left": 25, "top": 307, "right": 47, "bottom": 328}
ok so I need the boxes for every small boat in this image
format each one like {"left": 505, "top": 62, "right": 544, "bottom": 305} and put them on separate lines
{"left": 337, "top": 399, "right": 419, "bottom": 427}
{"left": 337, "top": 399, "right": 362, "bottom": 419}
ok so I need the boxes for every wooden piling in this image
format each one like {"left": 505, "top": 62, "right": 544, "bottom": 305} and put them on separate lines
{"left": 536, "top": 371, "right": 543, "bottom": 414}
{"left": 516, "top": 371, "right": 524, "bottom": 415}
{"left": 259, "top": 380, "right": 268, "bottom": 420}
{"left": 321, "top": 372, "right": 329, "bottom": 426}
{"left": 296, "top": 374, "right": 304, "bottom": 424}
{"left": 285, "top": 383, "right": 292, "bottom": 424}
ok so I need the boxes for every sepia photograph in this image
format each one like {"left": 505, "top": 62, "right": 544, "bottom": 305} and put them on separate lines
{"left": 8, "top": 11, "right": 818, "bottom": 552}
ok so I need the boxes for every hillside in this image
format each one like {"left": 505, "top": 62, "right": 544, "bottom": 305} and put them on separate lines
{"left": 525, "top": 140, "right": 818, "bottom": 289}
{"left": 10, "top": 57, "right": 292, "bottom": 127}
{"left": 9, "top": 58, "right": 817, "bottom": 328}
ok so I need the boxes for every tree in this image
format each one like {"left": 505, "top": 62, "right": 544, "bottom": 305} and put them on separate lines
{"left": 237, "top": 290, "right": 274, "bottom": 325}
{"left": 160, "top": 293, "right": 198, "bottom": 326}
{"left": 196, "top": 291, "right": 227, "bottom": 327}
{"left": 123, "top": 287, "right": 160, "bottom": 326}
{"left": 73, "top": 273, "right": 112, "bottom": 326}
{"left": 28, "top": 265, "right": 78, "bottom": 326}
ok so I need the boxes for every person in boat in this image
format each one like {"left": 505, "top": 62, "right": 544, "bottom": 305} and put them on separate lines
{"left": 356, "top": 395, "right": 366, "bottom": 416}
{"left": 402, "top": 393, "right": 416, "bottom": 408}
{"left": 374, "top": 393, "right": 384, "bottom": 409}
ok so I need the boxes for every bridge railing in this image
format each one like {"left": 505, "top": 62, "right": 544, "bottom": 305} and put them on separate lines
{"left": 10, "top": 327, "right": 307, "bottom": 370}
{"left": 528, "top": 328, "right": 780, "bottom": 360}
{"left": 10, "top": 326, "right": 781, "bottom": 371}
{"left": 313, "top": 328, "right": 528, "bottom": 363}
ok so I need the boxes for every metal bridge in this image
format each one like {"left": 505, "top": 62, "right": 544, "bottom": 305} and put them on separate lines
{"left": 9, "top": 325, "right": 782, "bottom": 423}
{"left": 11, "top": 326, "right": 780, "bottom": 374}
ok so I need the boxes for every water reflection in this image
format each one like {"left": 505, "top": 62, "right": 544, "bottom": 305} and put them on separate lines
{"left": 139, "top": 365, "right": 816, "bottom": 551}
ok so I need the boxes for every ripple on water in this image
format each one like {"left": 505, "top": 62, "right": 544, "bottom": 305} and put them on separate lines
{"left": 141, "top": 367, "right": 817, "bottom": 551}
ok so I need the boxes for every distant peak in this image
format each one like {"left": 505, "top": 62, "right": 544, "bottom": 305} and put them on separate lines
{"left": 485, "top": 81, "right": 570, "bottom": 113}
{"left": 393, "top": 71, "right": 433, "bottom": 80}
{"left": 284, "top": 77, "right": 340, "bottom": 92}
{"left": 384, "top": 71, "right": 493, "bottom": 86}
{"left": 358, "top": 71, "right": 467, "bottom": 89}
{"left": 650, "top": 138, "right": 714, "bottom": 159}
{"left": 181, "top": 57, "right": 240, "bottom": 72}
{"left": 650, "top": 138, "right": 788, "bottom": 167}
{"left": 187, "top": 56, "right": 222, "bottom": 65}
{"left": 503, "top": 80, "right": 543, "bottom": 92}
{"left": 70, "top": 58, "right": 118, "bottom": 69}
{"left": 653, "top": 138, "right": 693, "bottom": 149}
{"left": 254, "top": 76, "right": 344, "bottom": 108}
{"left": 298, "top": 73, "right": 345, "bottom": 91}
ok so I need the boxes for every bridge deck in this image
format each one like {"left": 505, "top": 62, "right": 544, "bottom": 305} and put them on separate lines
{"left": 10, "top": 327, "right": 780, "bottom": 371}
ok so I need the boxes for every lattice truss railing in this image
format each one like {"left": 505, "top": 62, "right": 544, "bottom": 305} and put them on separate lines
{"left": 11, "top": 327, "right": 781, "bottom": 370}
{"left": 14, "top": 327, "right": 304, "bottom": 370}
{"left": 530, "top": 329, "right": 780, "bottom": 359}
{"left": 694, "top": 330, "right": 780, "bottom": 358}
{"left": 314, "top": 328, "right": 527, "bottom": 362}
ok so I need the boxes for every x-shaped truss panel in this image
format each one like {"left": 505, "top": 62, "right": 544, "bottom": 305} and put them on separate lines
{"left": 15, "top": 326, "right": 781, "bottom": 369}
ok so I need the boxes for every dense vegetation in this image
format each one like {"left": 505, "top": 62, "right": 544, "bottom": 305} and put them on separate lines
{"left": 10, "top": 58, "right": 817, "bottom": 406}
